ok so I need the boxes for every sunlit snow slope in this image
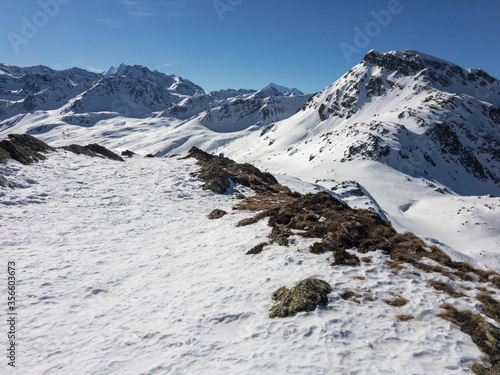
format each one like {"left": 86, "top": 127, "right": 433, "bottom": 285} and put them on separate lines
{"left": 0, "top": 152, "right": 492, "bottom": 374}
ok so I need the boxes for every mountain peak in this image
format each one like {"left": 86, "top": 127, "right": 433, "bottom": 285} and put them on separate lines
{"left": 263, "top": 82, "right": 304, "bottom": 96}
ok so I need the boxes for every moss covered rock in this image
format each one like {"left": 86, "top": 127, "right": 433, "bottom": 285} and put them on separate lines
{"left": 237, "top": 217, "right": 258, "bottom": 227}
{"left": 208, "top": 209, "right": 227, "bottom": 220}
{"left": 270, "top": 278, "right": 332, "bottom": 318}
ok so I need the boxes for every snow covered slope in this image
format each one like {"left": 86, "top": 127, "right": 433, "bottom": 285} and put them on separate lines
{"left": 1, "top": 151, "right": 497, "bottom": 374}
{"left": 221, "top": 49, "right": 500, "bottom": 268}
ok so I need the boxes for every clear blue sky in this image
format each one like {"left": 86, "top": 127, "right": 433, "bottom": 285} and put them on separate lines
{"left": 1, "top": 0, "right": 499, "bottom": 93}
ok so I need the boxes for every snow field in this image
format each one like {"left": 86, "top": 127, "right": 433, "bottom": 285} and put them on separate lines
{"left": 0, "top": 153, "right": 494, "bottom": 374}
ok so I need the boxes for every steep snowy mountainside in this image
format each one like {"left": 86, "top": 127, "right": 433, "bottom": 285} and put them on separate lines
{"left": 363, "top": 50, "right": 500, "bottom": 106}
{"left": 220, "top": 49, "right": 500, "bottom": 267}
{"left": 62, "top": 75, "right": 179, "bottom": 118}
{"left": 263, "top": 82, "right": 305, "bottom": 96}
{"left": 162, "top": 88, "right": 258, "bottom": 120}
{"left": 200, "top": 88, "right": 311, "bottom": 132}
{"left": 102, "top": 64, "right": 205, "bottom": 98}
{"left": 223, "top": 49, "right": 500, "bottom": 197}
{"left": 0, "top": 64, "right": 100, "bottom": 119}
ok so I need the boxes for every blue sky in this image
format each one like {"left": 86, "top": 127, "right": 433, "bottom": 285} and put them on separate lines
{"left": 1, "top": 0, "right": 499, "bottom": 93}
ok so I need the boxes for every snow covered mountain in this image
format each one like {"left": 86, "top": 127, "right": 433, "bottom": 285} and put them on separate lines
{"left": 223, "top": 49, "right": 500, "bottom": 194}
{"left": 0, "top": 63, "right": 310, "bottom": 144}
{"left": 0, "top": 64, "right": 100, "bottom": 119}
{"left": 221, "top": 50, "right": 500, "bottom": 266}
{"left": 263, "top": 82, "right": 304, "bottom": 96}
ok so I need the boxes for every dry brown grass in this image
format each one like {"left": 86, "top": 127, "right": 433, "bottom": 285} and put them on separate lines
{"left": 246, "top": 242, "right": 269, "bottom": 255}
{"left": 331, "top": 249, "right": 361, "bottom": 267}
{"left": 413, "top": 262, "right": 449, "bottom": 277}
{"left": 429, "top": 281, "right": 465, "bottom": 298}
{"left": 476, "top": 292, "right": 500, "bottom": 324}
{"left": 351, "top": 276, "right": 366, "bottom": 281}
{"left": 385, "top": 297, "right": 409, "bottom": 307}
{"left": 340, "top": 290, "right": 362, "bottom": 301}
{"left": 438, "top": 304, "right": 500, "bottom": 374}
{"left": 397, "top": 315, "right": 415, "bottom": 322}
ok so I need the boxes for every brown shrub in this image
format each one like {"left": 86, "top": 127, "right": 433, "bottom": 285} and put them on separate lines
{"left": 397, "top": 315, "right": 415, "bottom": 322}
{"left": 386, "top": 297, "right": 409, "bottom": 307}
{"left": 246, "top": 242, "right": 269, "bottom": 255}
{"left": 331, "top": 249, "right": 361, "bottom": 267}
{"left": 340, "top": 290, "right": 362, "bottom": 300}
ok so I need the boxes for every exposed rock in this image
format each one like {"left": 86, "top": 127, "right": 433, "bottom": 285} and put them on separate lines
{"left": 61, "top": 143, "right": 124, "bottom": 161}
{"left": 270, "top": 278, "right": 332, "bottom": 318}
{"left": 60, "top": 144, "right": 98, "bottom": 157}
{"left": 208, "top": 209, "right": 227, "bottom": 220}
{"left": 236, "top": 217, "right": 258, "bottom": 227}
{"left": 121, "top": 150, "right": 136, "bottom": 158}
{"left": 85, "top": 144, "right": 124, "bottom": 161}
{"left": 0, "top": 134, "right": 54, "bottom": 165}
{"left": 274, "top": 233, "right": 289, "bottom": 246}
{"left": 145, "top": 153, "right": 155, "bottom": 158}
{"left": 185, "top": 147, "right": 281, "bottom": 195}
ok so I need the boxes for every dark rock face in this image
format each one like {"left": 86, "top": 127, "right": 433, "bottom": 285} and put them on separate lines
{"left": 185, "top": 147, "right": 279, "bottom": 194}
{"left": 60, "top": 144, "right": 98, "bottom": 157}
{"left": 121, "top": 150, "right": 135, "bottom": 158}
{"left": 61, "top": 143, "right": 124, "bottom": 161}
{"left": 0, "top": 134, "right": 54, "bottom": 165}
{"left": 270, "top": 278, "right": 332, "bottom": 318}
{"left": 208, "top": 209, "right": 227, "bottom": 220}
{"left": 84, "top": 144, "right": 124, "bottom": 161}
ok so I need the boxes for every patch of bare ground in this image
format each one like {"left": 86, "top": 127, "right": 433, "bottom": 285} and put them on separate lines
{"left": 351, "top": 276, "right": 366, "bottom": 281}
{"left": 429, "top": 281, "right": 465, "bottom": 298}
{"left": 476, "top": 292, "right": 500, "bottom": 324}
{"left": 385, "top": 297, "right": 409, "bottom": 307}
{"left": 438, "top": 305, "right": 500, "bottom": 375}
{"left": 340, "top": 290, "right": 362, "bottom": 303}
{"left": 397, "top": 315, "right": 415, "bottom": 322}
{"left": 246, "top": 242, "right": 270, "bottom": 255}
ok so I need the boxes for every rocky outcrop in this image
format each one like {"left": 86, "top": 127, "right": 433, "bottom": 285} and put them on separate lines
{"left": 208, "top": 209, "right": 227, "bottom": 220}
{"left": 270, "top": 278, "right": 332, "bottom": 318}
{"left": 185, "top": 147, "right": 279, "bottom": 194}
{"left": 0, "top": 134, "right": 54, "bottom": 165}
{"left": 61, "top": 143, "right": 124, "bottom": 161}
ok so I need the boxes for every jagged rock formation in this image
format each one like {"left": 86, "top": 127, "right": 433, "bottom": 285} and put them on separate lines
{"left": 0, "top": 134, "right": 54, "bottom": 165}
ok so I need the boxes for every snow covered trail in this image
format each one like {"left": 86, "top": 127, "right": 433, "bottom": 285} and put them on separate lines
{"left": 0, "top": 153, "right": 489, "bottom": 374}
